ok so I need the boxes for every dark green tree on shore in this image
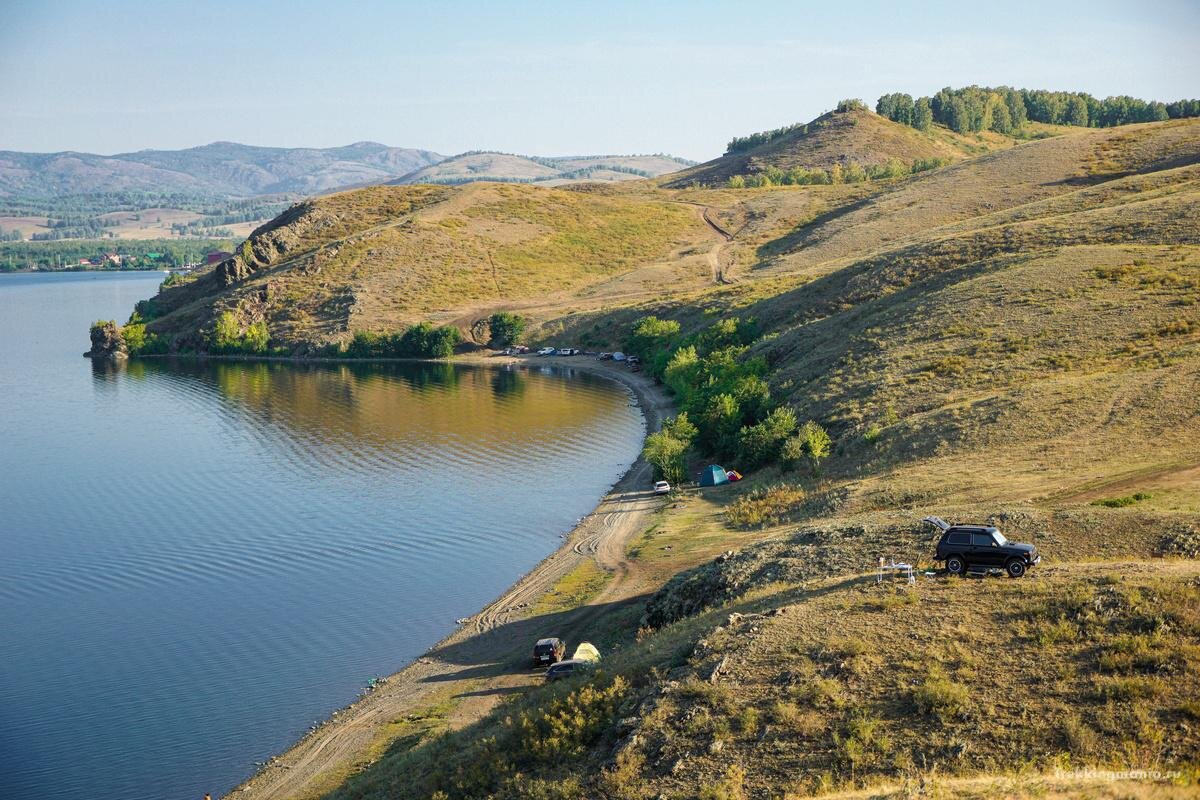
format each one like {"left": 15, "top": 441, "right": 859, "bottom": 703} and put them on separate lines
{"left": 488, "top": 312, "right": 526, "bottom": 347}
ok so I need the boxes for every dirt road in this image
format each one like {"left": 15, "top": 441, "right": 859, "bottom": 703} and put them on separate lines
{"left": 230, "top": 357, "right": 673, "bottom": 800}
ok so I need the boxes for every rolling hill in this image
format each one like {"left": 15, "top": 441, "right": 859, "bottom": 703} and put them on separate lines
{"left": 393, "top": 151, "right": 696, "bottom": 186}
{"left": 104, "top": 112, "right": 1200, "bottom": 800}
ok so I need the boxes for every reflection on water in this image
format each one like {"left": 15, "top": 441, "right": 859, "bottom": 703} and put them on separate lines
{"left": 0, "top": 272, "right": 645, "bottom": 800}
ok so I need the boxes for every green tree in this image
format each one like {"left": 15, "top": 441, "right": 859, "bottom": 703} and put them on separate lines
{"left": 1066, "top": 95, "right": 1089, "bottom": 127}
{"left": 947, "top": 97, "right": 969, "bottom": 133}
{"left": 913, "top": 97, "right": 933, "bottom": 131}
{"left": 488, "top": 312, "right": 526, "bottom": 347}
{"left": 988, "top": 94, "right": 1013, "bottom": 133}
{"left": 212, "top": 311, "right": 242, "bottom": 353}
{"left": 663, "top": 412, "right": 698, "bottom": 444}
{"left": 643, "top": 430, "right": 689, "bottom": 486}
{"left": 243, "top": 321, "right": 269, "bottom": 353}
{"left": 700, "top": 393, "right": 742, "bottom": 459}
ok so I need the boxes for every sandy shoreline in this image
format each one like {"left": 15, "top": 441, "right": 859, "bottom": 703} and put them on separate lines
{"left": 227, "top": 353, "right": 673, "bottom": 800}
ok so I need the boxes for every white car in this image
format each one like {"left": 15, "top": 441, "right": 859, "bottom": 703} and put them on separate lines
{"left": 536, "top": 347, "right": 556, "bottom": 356}
{"left": 653, "top": 481, "right": 671, "bottom": 495}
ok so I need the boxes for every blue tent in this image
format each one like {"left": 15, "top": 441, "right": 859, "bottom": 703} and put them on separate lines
{"left": 699, "top": 464, "right": 729, "bottom": 487}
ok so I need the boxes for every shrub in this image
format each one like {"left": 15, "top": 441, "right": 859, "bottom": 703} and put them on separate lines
{"left": 513, "top": 675, "right": 628, "bottom": 763}
{"left": 1092, "top": 492, "right": 1152, "bottom": 508}
{"left": 699, "top": 764, "right": 746, "bottom": 800}
{"left": 725, "top": 483, "right": 806, "bottom": 528}
{"left": 210, "top": 311, "right": 270, "bottom": 355}
{"left": 770, "top": 700, "right": 822, "bottom": 736}
{"left": 912, "top": 668, "right": 970, "bottom": 722}
{"left": 397, "top": 322, "right": 461, "bottom": 358}
{"left": 737, "top": 406, "right": 798, "bottom": 468}
{"left": 794, "top": 677, "right": 846, "bottom": 709}
{"left": 834, "top": 713, "right": 891, "bottom": 771}
{"left": 347, "top": 330, "right": 387, "bottom": 358}
{"left": 783, "top": 421, "right": 832, "bottom": 471}
{"left": 120, "top": 322, "right": 167, "bottom": 356}
{"left": 488, "top": 312, "right": 526, "bottom": 347}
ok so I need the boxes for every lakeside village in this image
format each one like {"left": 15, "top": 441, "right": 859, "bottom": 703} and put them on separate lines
{"left": 3, "top": 247, "right": 233, "bottom": 274}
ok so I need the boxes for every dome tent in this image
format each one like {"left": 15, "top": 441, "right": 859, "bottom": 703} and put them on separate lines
{"left": 699, "top": 464, "right": 729, "bottom": 487}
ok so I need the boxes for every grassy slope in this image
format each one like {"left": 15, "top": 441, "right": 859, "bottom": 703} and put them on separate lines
{"left": 300, "top": 118, "right": 1200, "bottom": 800}
{"left": 139, "top": 182, "right": 711, "bottom": 350}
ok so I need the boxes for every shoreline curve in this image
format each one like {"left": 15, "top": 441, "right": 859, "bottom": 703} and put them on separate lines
{"left": 227, "top": 353, "right": 673, "bottom": 800}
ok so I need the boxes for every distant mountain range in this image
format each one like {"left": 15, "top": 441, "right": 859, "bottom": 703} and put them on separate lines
{"left": 391, "top": 152, "right": 696, "bottom": 186}
{"left": 0, "top": 143, "right": 697, "bottom": 206}
{"left": 0, "top": 142, "right": 445, "bottom": 200}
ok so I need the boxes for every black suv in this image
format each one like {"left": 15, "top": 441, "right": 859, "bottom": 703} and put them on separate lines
{"left": 924, "top": 516, "right": 1041, "bottom": 578}
{"left": 532, "top": 637, "right": 566, "bottom": 667}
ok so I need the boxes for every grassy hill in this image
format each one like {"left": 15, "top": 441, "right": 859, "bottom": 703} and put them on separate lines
{"left": 134, "top": 182, "right": 713, "bottom": 351}
{"left": 661, "top": 105, "right": 1073, "bottom": 188}
{"left": 109, "top": 114, "right": 1200, "bottom": 800}
{"left": 394, "top": 152, "right": 696, "bottom": 186}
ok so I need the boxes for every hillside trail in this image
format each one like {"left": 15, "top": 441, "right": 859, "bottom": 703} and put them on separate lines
{"left": 1047, "top": 460, "right": 1200, "bottom": 505}
{"left": 677, "top": 202, "right": 735, "bottom": 283}
{"left": 231, "top": 358, "right": 673, "bottom": 800}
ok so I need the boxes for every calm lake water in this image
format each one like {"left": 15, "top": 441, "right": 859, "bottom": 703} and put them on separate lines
{"left": 0, "top": 271, "right": 644, "bottom": 800}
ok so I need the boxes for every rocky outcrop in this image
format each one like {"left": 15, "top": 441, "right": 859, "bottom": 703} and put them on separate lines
{"left": 85, "top": 320, "right": 127, "bottom": 359}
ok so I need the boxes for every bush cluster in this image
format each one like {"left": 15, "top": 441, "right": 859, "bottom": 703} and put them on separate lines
{"left": 210, "top": 311, "right": 270, "bottom": 355}
{"left": 727, "top": 156, "right": 947, "bottom": 188}
{"left": 346, "top": 322, "right": 462, "bottom": 359}
{"left": 629, "top": 315, "right": 832, "bottom": 479}
{"left": 487, "top": 312, "right": 526, "bottom": 347}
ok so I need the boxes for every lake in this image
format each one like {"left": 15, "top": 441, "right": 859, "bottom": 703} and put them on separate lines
{"left": 0, "top": 271, "right": 645, "bottom": 800}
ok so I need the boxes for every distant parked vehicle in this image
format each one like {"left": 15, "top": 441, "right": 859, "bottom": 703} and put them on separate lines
{"left": 654, "top": 480, "right": 671, "bottom": 495}
{"left": 627, "top": 355, "right": 641, "bottom": 365}
{"left": 925, "top": 516, "right": 1041, "bottom": 578}
{"left": 532, "top": 637, "right": 567, "bottom": 667}
{"left": 536, "top": 347, "right": 556, "bottom": 356}
{"left": 544, "top": 658, "right": 594, "bottom": 681}
{"left": 598, "top": 352, "right": 613, "bottom": 360}
{"left": 557, "top": 348, "right": 579, "bottom": 356}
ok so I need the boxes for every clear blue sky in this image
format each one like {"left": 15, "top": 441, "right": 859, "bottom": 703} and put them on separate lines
{"left": 2, "top": 0, "right": 1196, "bottom": 161}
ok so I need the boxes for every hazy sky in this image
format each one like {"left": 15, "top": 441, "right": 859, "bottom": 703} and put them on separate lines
{"left": 2, "top": 0, "right": 1197, "bottom": 161}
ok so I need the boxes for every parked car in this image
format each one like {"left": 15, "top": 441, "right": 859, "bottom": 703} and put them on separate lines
{"left": 597, "top": 352, "right": 613, "bottom": 360}
{"left": 653, "top": 480, "right": 671, "bottom": 495}
{"left": 627, "top": 355, "right": 641, "bottom": 365}
{"left": 536, "top": 347, "right": 556, "bottom": 356}
{"left": 532, "top": 637, "right": 567, "bottom": 667}
{"left": 924, "top": 516, "right": 1041, "bottom": 578}
{"left": 544, "top": 658, "right": 594, "bottom": 681}
{"left": 557, "top": 348, "right": 578, "bottom": 356}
